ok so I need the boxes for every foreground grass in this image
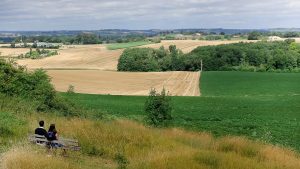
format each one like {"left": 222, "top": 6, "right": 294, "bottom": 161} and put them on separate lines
{"left": 1, "top": 112, "right": 300, "bottom": 169}
{"left": 106, "top": 41, "right": 153, "bottom": 50}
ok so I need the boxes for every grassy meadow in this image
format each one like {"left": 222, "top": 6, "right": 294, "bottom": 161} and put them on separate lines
{"left": 106, "top": 41, "right": 153, "bottom": 50}
{"left": 61, "top": 72, "right": 300, "bottom": 151}
{"left": 1, "top": 65, "right": 300, "bottom": 168}
{"left": 1, "top": 112, "right": 300, "bottom": 169}
{"left": 201, "top": 71, "right": 300, "bottom": 96}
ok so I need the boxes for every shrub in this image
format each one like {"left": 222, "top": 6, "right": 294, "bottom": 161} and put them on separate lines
{"left": 144, "top": 88, "right": 172, "bottom": 127}
{"left": 18, "top": 48, "right": 58, "bottom": 59}
{"left": 67, "top": 85, "right": 75, "bottom": 93}
{"left": 0, "top": 59, "right": 76, "bottom": 115}
{"left": 115, "top": 152, "right": 129, "bottom": 169}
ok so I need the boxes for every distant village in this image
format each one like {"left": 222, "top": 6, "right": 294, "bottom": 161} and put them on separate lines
{"left": 12, "top": 40, "right": 62, "bottom": 48}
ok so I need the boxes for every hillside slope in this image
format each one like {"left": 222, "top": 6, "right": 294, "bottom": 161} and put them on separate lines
{"left": 1, "top": 113, "right": 300, "bottom": 169}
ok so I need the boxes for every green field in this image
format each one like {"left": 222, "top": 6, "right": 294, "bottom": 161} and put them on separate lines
{"left": 201, "top": 71, "right": 300, "bottom": 96}
{"left": 61, "top": 72, "right": 300, "bottom": 151}
{"left": 106, "top": 41, "right": 153, "bottom": 50}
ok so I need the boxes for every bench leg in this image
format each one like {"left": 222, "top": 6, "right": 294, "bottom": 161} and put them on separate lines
{"left": 61, "top": 148, "right": 68, "bottom": 157}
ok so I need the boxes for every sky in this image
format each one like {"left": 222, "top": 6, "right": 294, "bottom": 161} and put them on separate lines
{"left": 1, "top": 0, "right": 300, "bottom": 31}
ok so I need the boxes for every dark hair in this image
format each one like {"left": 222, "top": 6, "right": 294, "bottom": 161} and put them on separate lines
{"left": 39, "top": 120, "right": 44, "bottom": 127}
{"left": 48, "top": 124, "right": 56, "bottom": 132}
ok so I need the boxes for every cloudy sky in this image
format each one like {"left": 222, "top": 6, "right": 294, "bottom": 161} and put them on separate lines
{"left": 1, "top": 0, "right": 300, "bottom": 31}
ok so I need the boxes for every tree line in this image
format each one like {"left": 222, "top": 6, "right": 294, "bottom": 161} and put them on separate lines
{"left": 11, "top": 33, "right": 147, "bottom": 45}
{"left": 118, "top": 41, "right": 300, "bottom": 72}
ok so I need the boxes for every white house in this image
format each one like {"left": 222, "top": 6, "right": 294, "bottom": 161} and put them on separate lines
{"left": 268, "top": 36, "right": 283, "bottom": 42}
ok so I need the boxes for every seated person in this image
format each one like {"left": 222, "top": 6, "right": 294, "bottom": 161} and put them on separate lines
{"left": 35, "top": 120, "right": 48, "bottom": 138}
{"left": 48, "top": 124, "right": 64, "bottom": 148}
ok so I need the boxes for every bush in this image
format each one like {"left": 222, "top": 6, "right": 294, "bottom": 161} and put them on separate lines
{"left": 0, "top": 59, "right": 76, "bottom": 115}
{"left": 145, "top": 88, "right": 172, "bottom": 127}
{"left": 18, "top": 48, "right": 58, "bottom": 59}
{"left": 67, "top": 85, "right": 75, "bottom": 93}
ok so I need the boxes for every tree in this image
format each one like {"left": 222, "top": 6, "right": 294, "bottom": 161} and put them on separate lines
{"left": 145, "top": 88, "right": 172, "bottom": 127}
{"left": 248, "top": 31, "right": 260, "bottom": 40}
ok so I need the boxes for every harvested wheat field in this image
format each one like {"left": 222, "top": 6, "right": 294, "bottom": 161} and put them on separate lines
{"left": 17, "top": 45, "right": 122, "bottom": 70}
{"left": 142, "top": 40, "right": 251, "bottom": 53}
{"left": 47, "top": 70, "right": 200, "bottom": 96}
{"left": 0, "top": 47, "right": 30, "bottom": 57}
{"left": 16, "top": 40, "right": 248, "bottom": 70}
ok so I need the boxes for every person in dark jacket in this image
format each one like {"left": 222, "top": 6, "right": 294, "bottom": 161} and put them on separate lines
{"left": 35, "top": 120, "right": 48, "bottom": 139}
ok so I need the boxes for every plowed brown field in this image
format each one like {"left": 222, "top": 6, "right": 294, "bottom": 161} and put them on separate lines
{"left": 47, "top": 70, "right": 200, "bottom": 96}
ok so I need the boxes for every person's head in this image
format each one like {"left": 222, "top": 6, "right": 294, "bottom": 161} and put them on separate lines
{"left": 48, "top": 124, "right": 56, "bottom": 132}
{"left": 39, "top": 120, "right": 44, "bottom": 127}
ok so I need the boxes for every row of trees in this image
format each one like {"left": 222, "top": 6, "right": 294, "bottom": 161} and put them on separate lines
{"left": 18, "top": 49, "right": 58, "bottom": 59}
{"left": 247, "top": 31, "right": 300, "bottom": 40}
{"left": 118, "top": 41, "right": 300, "bottom": 72}
{"left": 12, "top": 33, "right": 147, "bottom": 45}
{"left": 190, "top": 41, "right": 300, "bottom": 72}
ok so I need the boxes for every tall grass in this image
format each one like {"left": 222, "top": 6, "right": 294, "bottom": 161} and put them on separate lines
{"left": 2, "top": 113, "right": 299, "bottom": 169}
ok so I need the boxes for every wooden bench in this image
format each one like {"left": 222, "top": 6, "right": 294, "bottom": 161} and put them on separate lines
{"left": 29, "top": 134, "right": 81, "bottom": 151}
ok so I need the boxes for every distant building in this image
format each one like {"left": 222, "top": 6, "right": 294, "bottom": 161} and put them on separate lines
{"left": 175, "top": 34, "right": 185, "bottom": 40}
{"left": 268, "top": 36, "right": 283, "bottom": 42}
{"left": 14, "top": 43, "right": 25, "bottom": 48}
{"left": 34, "top": 41, "right": 61, "bottom": 48}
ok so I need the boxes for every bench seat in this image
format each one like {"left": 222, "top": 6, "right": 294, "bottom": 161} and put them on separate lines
{"left": 29, "top": 134, "right": 81, "bottom": 151}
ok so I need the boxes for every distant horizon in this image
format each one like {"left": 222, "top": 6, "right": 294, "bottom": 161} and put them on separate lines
{"left": 1, "top": 27, "right": 300, "bottom": 32}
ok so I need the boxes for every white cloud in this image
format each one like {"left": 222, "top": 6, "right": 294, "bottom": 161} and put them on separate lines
{"left": 0, "top": 0, "right": 299, "bottom": 30}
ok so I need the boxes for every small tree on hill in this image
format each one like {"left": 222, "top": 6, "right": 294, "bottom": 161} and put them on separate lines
{"left": 145, "top": 88, "right": 172, "bottom": 127}
{"left": 67, "top": 85, "right": 75, "bottom": 93}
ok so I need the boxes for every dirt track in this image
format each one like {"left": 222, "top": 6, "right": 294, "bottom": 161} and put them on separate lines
{"left": 47, "top": 70, "right": 200, "bottom": 96}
